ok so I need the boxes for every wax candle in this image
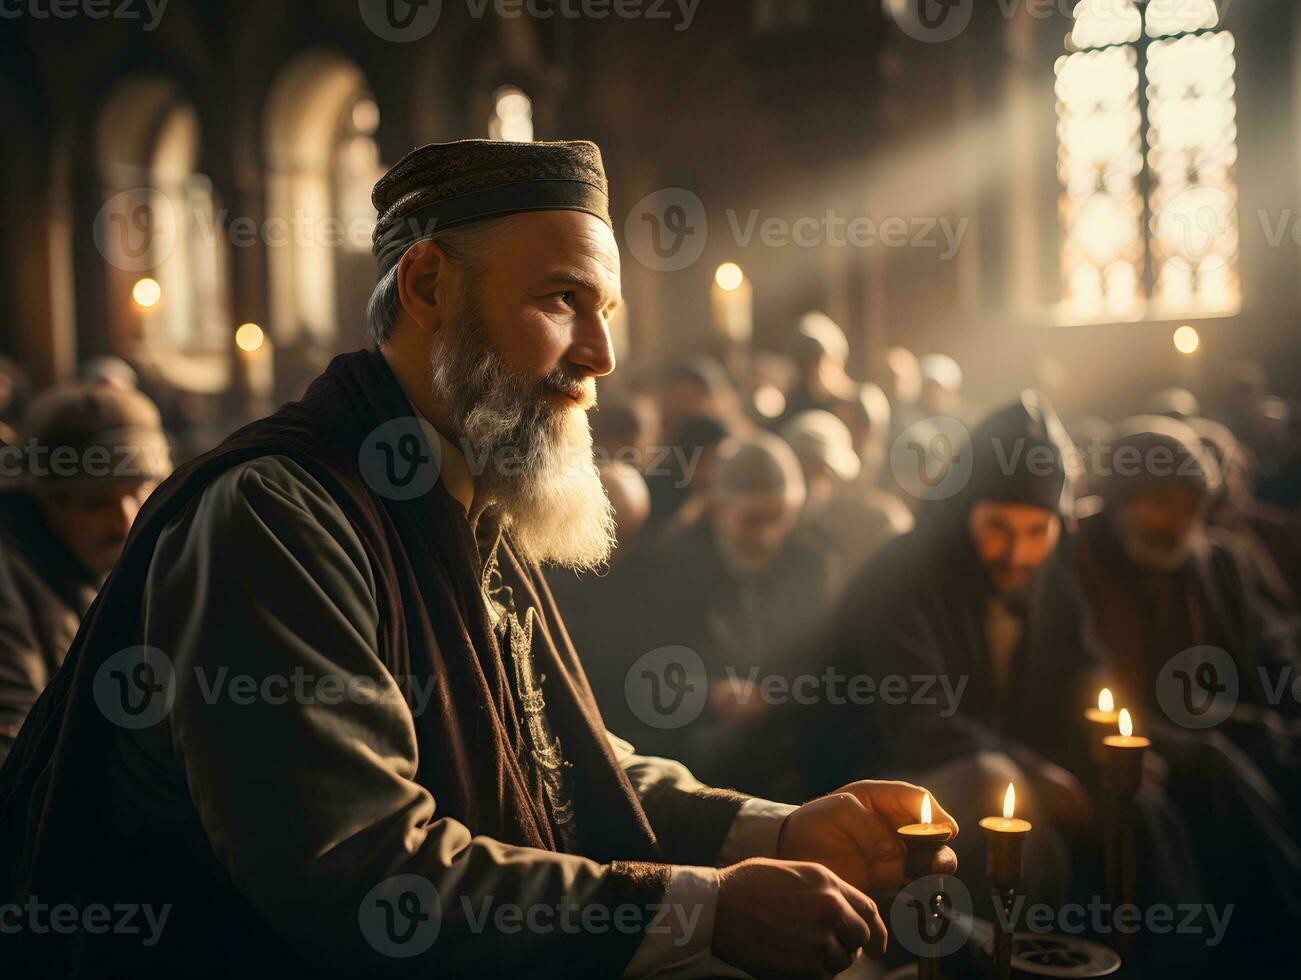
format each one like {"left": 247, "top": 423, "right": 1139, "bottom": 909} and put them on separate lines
{"left": 1085, "top": 687, "right": 1121, "bottom": 770}
{"left": 1085, "top": 687, "right": 1119, "bottom": 728}
{"left": 979, "top": 784, "right": 1032, "bottom": 887}
{"left": 898, "top": 792, "right": 954, "bottom": 841}
{"left": 1102, "top": 708, "right": 1150, "bottom": 795}
{"left": 1102, "top": 708, "right": 1151, "bottom": 751}
{"left": 897, "top": 792, "right": 953, "bottom": 881}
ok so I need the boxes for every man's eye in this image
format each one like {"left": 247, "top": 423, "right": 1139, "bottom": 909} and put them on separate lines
{"left": 553, "top": 291, "right": 577, "bottom": 309}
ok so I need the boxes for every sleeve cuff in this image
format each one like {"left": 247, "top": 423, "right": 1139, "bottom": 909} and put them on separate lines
{"left": 716, "top": 797, "right": 800, "bottom": 866}
{"left": 623, "top": 864, "right": 719, "bottom": 979}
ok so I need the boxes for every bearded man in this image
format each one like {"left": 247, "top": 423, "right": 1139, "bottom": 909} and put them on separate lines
{"left": 1074, "top": 415, "right": 1301, "bottom": 969}
{"left": 802, "top": 394, "right": 1113, "bottom": 912}
{"left": 0, "top": 141, "right": 956, "bottom": 978}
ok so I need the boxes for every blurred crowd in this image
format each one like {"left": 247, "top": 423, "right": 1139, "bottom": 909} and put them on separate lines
{"left": 548, "top": 313, "right": 1301, "bottom": 974}
{"left": 1, "top": 311, "right": 1300, "bottom": 974}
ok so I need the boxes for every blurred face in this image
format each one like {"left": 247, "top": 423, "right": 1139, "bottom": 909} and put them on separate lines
{"left": 40, "top": 480, "right": 156, "bottom": 578}
{"left": 661, "top": 379, "right": 715, "bottom": 443}
{"left": 799, "top": 459, "right": 838, "bottom": 510}
{"left": 881, "top": 348, "right": 921, "bottom": 406}
{"left": 710, "top": 491, "right": 798, "bottom": 575}
{"left": 420, "top": 211, "right": 621, "bottom": 570}
{"left": 968, "top": 501, "right": 1061, "bottom": 597}
{"left": 1115, "top": 485, "right": 1203, "bottom": 572}
{"left": 689, "top": 444, "right": 721, "bottom": 492}
{"left": 920, "top": 379, "right": 959, "bottom": 416}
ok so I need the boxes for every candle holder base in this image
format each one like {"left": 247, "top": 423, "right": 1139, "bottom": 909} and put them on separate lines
{"left": 980, "top": 932, "right": 1121, "bottom": 978}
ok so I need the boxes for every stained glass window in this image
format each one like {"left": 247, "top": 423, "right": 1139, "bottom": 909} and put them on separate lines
{"left": 1056, "top": 0, "right": 1239, "bottom": 320}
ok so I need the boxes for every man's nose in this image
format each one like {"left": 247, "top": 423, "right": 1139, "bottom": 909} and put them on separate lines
{"left": 116, "top": 495, "right": 143, "bottom": 535}
{"left": 1009, "top": 534, "right": 1037, "bottom": 568}
{"left": 567, "top": 314, "right": 616, "bottom": 379}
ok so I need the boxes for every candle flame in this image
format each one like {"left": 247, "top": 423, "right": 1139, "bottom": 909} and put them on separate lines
{"left": 920, "top": 792, "right": 932, "bottom": 825}
{"left": 1098, "top": 688, "right": 1114, "bottom": 713}
{"left": 1003, "top": 783, "right": 1016, "bottom": 820}
{"left": 1119, "top": 708, "right": 1133, "bottom": 738}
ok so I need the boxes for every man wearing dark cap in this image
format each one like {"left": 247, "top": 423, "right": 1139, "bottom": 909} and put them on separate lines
{"left": 0, "top": 382, "right": 170, "bottom": 762}
{"left": 1073, "top": 415, "right": 1301, "bottom": 968}
{"left": 1075, "top": 416, "right": 1297, "bottom": 716}
{"left": 805, "top": 392, "right": 1108, "bottom": 904}
{"left": 0, "top": 140, "right": 957, "bottom": 978}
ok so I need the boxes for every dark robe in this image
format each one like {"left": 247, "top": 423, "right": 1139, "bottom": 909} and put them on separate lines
{"left": 574, "top": 514, "right": 838, "bottom": 788}
{"left": 1074, "top": 511, "right": 1298, "bottom": 714}
{"left": 0, "top": 350, "right": 742, "bottom": 977}
{"left": 799, "top": 516, "right": 1229, "bottom": 974}
{"left": 1074, "top": 509, "right": 1301, "bottom": 968}
{"left": 0, "top": 492, "right": 98, "bottom": 761}
{"left": 806, "top": 518, "right": 1106, "bottom": 789}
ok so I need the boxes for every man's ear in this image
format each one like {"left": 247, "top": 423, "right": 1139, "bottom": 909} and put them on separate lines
{"left": 395, "top": 241, "right": 449, "bottom": 334}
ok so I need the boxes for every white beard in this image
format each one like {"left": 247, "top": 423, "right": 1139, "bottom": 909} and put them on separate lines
{"left": 478, "top": 401, "right": 616, "bottom": 571}
{"left": 1117, "top": 516, "right": 1201, "bottom": 573}
{"left": 431, "top": 298, "right": 615, "bottom": 571}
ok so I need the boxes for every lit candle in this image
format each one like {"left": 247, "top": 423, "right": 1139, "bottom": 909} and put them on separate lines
{"left": 1103, "top": 708, "right": 1151, "bottom": 751}
{"left": 979, "top": 784, "right": 1032, "bottom": 885}
{"left": 897, "top": 792, "right": 954, "bottom": 841}
{"left": 1085, "top": 687, "right": 1119, "bottom": 728}
{"left": 1085, "top": 687, "right": 1120, "bottom": 769}
{"left": 710, "top": 262, "right": 753, "bottom": 345}
{"left": 980, "top": 783, "right": 1033, "bottom": 837}
{"left": 896, "top": 792, "right": 953, "bottom": 881}
{"left": 980, "top": 784, "right": 1031, "bottom": 980}
{"left": 234, "top": 322, "right": 274, "bottom": 405}
{"left": 1101, "top": 708, "right": 1149, "bottom": 956}
{"left": 1102, "top": 708, "right": 1150, "bottom": 795}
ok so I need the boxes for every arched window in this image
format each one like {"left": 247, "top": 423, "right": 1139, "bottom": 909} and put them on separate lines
{"left": 1055, "top": 0, "right": 1239, "bottom": 321}
{"left": 264, "top": 53, "right": 384, "bottom": 350}
{"left": 97, "top": 78, "right": 229, "bottom": 370}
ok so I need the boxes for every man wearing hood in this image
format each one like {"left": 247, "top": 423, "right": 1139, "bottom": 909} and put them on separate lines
{"left": 806, "top": 392, "right": 1107, "bottom": 902}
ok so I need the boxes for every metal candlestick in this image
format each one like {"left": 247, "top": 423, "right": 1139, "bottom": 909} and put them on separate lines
{"left": 1101, "top": 732, "right": 1147, "bottom": 966}
{"left": 980, "top": 818, "right": 1030, "bottom": 980}
{"left": 897, "top": 826, "right": 954, "bottom": 980}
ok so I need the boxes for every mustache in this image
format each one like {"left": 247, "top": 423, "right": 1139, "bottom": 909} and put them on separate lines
{"left": 538, "top": 368, "right": 596, "bottom": 410}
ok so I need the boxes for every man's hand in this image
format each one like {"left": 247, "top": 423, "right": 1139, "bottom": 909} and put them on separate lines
{"left": 777, "top": 781, "right": 959, "bottom": 893}
{"left": 715, "top": 857, "right": 887, "bottom": 980}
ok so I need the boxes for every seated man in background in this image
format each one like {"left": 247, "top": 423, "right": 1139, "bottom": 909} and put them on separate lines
{"left": 1075, "top": 416, "right": 1300, "bottom": 728}
{"left": 806, "top": 393, "right": 1106, "bottom": 907}
{"left": 1074, "top": 415, "right": 1301, "bottom": 968}
{"left": 0, "top": 382, "right": 169, "bottom": 761}
{"left": 596, "top": 433, "right": 839, "bottom": 787}
{"left": 779, "top": 312, "right": 859, "bottom": 424}
{"left": 644, "top": 412, "right": 731, "bottom": 533}
{"left": 917, "top": 353, "right": 966, "bottom": 422}
{"left": 1190, "top": 415, "right": 1301, "bottom": 618}
{"left": 783, "top": 408, "right": 913, "bottom": 580}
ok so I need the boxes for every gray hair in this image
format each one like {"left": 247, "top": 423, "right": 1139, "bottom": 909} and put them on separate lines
{"left": 366, "top": 218, "right": 515, "bottom": 345}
